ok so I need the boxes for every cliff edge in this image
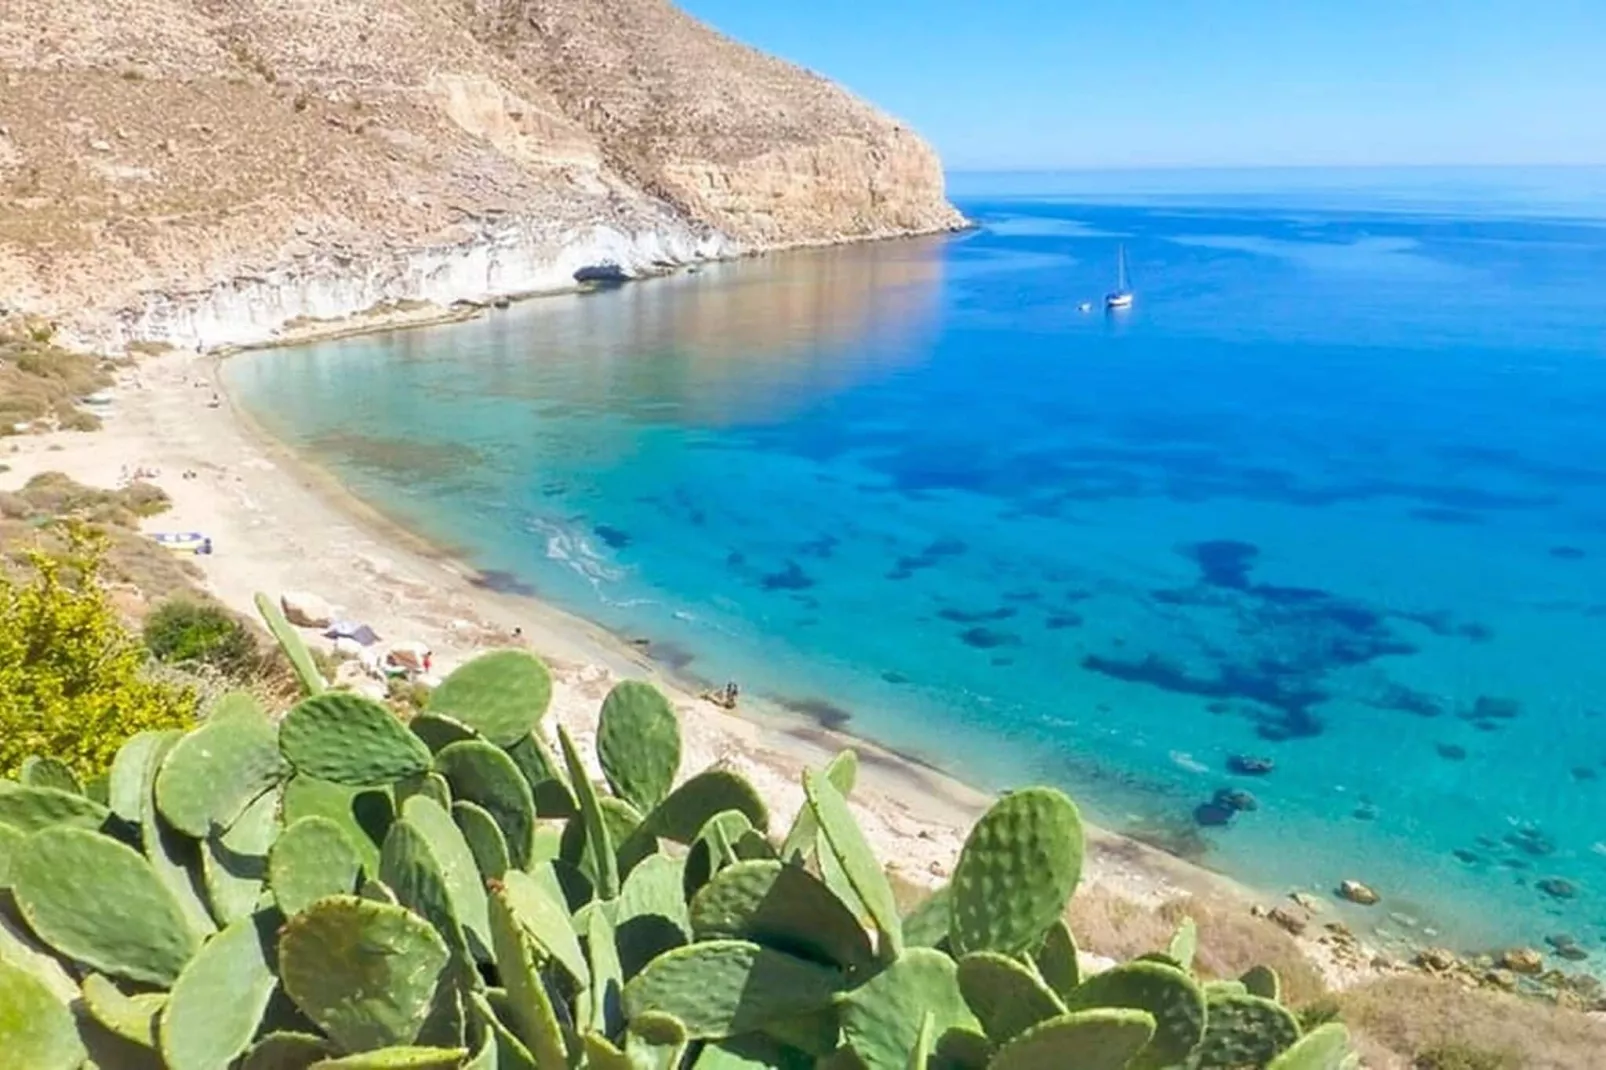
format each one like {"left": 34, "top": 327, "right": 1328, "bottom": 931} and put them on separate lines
{"left": 0, "top": 0, "right": 963, "bottom": 349}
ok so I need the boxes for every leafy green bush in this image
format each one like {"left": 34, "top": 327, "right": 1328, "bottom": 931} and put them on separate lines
{"left": 0, "top": 527, "right": 195, "bottom": 780}
{"left": 143, "top": 599, "right": 262, "bottom": 680}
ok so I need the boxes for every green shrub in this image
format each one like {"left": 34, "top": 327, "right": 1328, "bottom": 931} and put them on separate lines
{"left": 143, "top": 599, "right": 262, "bottom": 680}
{"left": 0, "top": 526, "right": 195, "bottom": 779}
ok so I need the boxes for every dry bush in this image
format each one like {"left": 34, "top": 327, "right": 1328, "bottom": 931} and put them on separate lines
{"left": 1338, "top": 974, "right": 1606, "bottom": 1070}
{"left": 1066, "top": 882, "right": 1179, "bottom": 960}
{"left": 0, "top": 327, "right": 111, "bottom": 432}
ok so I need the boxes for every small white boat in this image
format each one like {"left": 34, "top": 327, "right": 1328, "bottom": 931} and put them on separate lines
{"left": 1105, "top": 245, "right": 1134, "bottom": 310}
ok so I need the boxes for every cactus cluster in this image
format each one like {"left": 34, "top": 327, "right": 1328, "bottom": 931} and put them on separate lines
{"left": 0, "top": 595, "right": 1359, "bottom": 1069}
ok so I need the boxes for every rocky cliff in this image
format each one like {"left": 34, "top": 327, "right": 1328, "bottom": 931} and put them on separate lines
{"left": 0, "top": 0, "right": 963, "bottom": 350}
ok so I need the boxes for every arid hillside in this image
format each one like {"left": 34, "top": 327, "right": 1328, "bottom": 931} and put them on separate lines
{"left": 0, "top": 0, "right": 962, "bottom": 348}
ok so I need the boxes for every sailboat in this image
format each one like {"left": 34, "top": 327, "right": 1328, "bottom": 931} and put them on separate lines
{"left": 1105, "top": 245, "right": 1134, "bottom": 310}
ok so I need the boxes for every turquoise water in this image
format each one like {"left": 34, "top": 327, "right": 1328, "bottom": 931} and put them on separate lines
{"left": 227, "top": 168, "right": 1606, "bottom": 960}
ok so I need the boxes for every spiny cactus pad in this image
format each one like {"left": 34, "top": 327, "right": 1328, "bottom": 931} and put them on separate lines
{"left": 271, "top": 816, "right": 365, "bottom": 917}
{"left": 597, "top": 680, "right": 682, "bottom": 812}
{"left": 1167, "top": 917, "right": 1199, "bottom": 972}
{"left": 408, "top": 714, "right": 480, "bottom": 754}
{"left": 310, "top": 1047, "right": 471, "bottom": 1068}
{"left": 780, "top": 749, "right": 858, "bottom": 863}
{"left": 584, "top": 901, "right": 626, "bottom": 1036}
{"left": 1241, "top": 964, "right": 1281, "bottom": 1001}
{"left": 241, "top": 1031, "right": 335, "bottom": 1069}
{"left": 1266, "top": 1023, "right": 1353, "bottom": 1070}
{"left": 622, "top": 939, "right": 846, "bottom": 1039}
{"left": 989, "top": 1009, "right": 1157, "bottom": 1070}
{"left": 155, "top": 705, "right": 289, "bottom": 837}
{"left": 426, "top": 650, "right": 552, "bottom": 746}
{"left": 434, "top": 740, "right": 538, "bottom": 871}
{"left": 499, "top": 868, "right": 590, "bottom": 987}
{"left": 689, "top": 859, "right": 875, "bottom": 972}
{"left": 902, "top": 884, "right": 952, "bottom": 950}
{"left": 486, "top": 884, "right": 569, "bottom": 1069}
{"left": 957, "top": 951, "right": 1067, "bottom": 1043}
{"left": 202, "top": 785, "right": 281, "bottom": 925}
{"left": 838, "top": 946, "right": 980, "bottom": 1068}
{"left": 451, "top": 800, "right": 510, "bottom": 880}
{"left": 558, "top": 725, "right": 620, "bottom": 899}
{"left": 0, "top": 785, "right": 109, "bottom": 832}
{"left": 19, "top": 756, "right": 80, "bottom": 794}
{"left": 646, "top": 769, "right": 769, "bottom": 844}
{"left": 0, "top": 956, "right": 84, "bottom": 1070}
{"left": 504, "top": 735, "right": 578, "bottom": 819}
{"left": 1034, "top": 918, "right": 1081, "bottom": 999}
{"left": 107, "top": 729, "right": 181, "bottom": 825}
{"left": 282, "top": 776, "right": 391, "bottom": 877}
{"left": 380, "top": 796, "right": 492, "bottom": 963}
{"left": 161, "top": 912, "right": 279, "bottom": 1070}
{"left": 1188, "top": 992, "right": 1302, "bottom": 1070}
{"left": 135, "top": 731, "right": 219, "bottom": 939}
{"left": 255, "top": 592, "right": 326, "bottom": 696}
{"left": 1062, "top": 961, "right": 1207, "bottom": 1070}
{"left": 278, "top": 896, "right": 451, "bottom": 1053}
{"left": 468, "top": 990, "right": 537, "bottom": 1070}
{"left": 624, "top": 1010, "right": 691, "bottom": 1070}
{"left": 12, "top": 825, "right": 201, "bottom": 985}
{"left": 280, "top": 693, "right": 433, "bottom": 787}
{"left": 81, "top": 973, "right": 164, "bottom": 1049}
{"left": 949, "top": 787, "right": 1083, "bottom": 957}
{"left": 804, "top": 768, "right": 903, "bottom": 959}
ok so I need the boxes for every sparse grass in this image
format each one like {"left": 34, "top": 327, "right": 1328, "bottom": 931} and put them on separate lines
{"left": 0, "top": 324, "right": 112, "bottom": 433}
{"left": 126, "top": 339, "right": 174, "bottom": 356}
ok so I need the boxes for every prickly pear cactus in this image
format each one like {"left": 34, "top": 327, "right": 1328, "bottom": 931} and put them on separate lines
{"left": 804, "top": 768, "right": 903, "bottom": 959}
{"left": 1167, "top": 917, "right": 1199, "bottom": 972}
{"left": 1034, "top": 918, "right": 1080, "bottom": 1000}
{"left": 486, "top": 881, "right": 569, "bottom": 1070}
{"left": 427, "top": 649, "right": 552, "bottom": 747}
{"left": 949, "top": 787, "right": 1084, "bottom": 957}
{"left": 81, "top": 973, "right": 164, "bottom": 1049}
{"left": 597, "top": 679, "right": 682, "bottom": 812}
{"left": 19, "top": 755, "right": 80, "bottom": 794}
{"left": 240, "top": 1031, "right": 334, "bottom": 1069}
{"left": 956, "top": 951, "right": 1066, "bottom": 1043}
{"left": 1266, "top": 1023, "right": 1353, "bottom": 1070}
{"left": 11, "top": 825, "right": 201, "bottom": 985}
{"left": 201, "top": 784, "right": 282, "bottom": 925}
{"left": 1241, "top": 964, "right": 1281, "bottom": 1001}
{"left": 504, "top": 734, "right": 578, "bottom": 819}
{"left": 989, "top": 1009, "right": 1157, "bottom": 1070}
{"left": 278, "top": 895, "right": 451, "bottom": 1053}
{"left": 380, "top": 796, "right": 493, "bottom": 964}
{"left": 270, "top": 815, "right": 365, "bottom": 917}
{"left": 160, "top": 912, "right": 279, "bottom": 1070}
{"left": 434, "top": 740, "right": 537, "bottom": 871}
{"left": 279, "top": 693, "right": 434, "bottom": 787}
{"left": 155, "top": 703, "right": 288, "bottom": 837}
{"left": 408, "top": 714, "right": 480, "bottom": 754}
{"left": 780, "top": 748, "right": 857, "bottom": 862}
{"left": 621, "top": 939, "right": 846, "bottom": 1039}
{"left": 557, "top": 725, "right": 620, "bottom": 899}
{"left": 902, "top": 884, "right": 952, "bottom": 951}
{"left": 617, "top": 852, "right": 690, "bottom": 934}
{"left": 498, "top": 868, "right": 590, "bottom": 988}
{"left": 1187, "top": 992, "right": 1302, "bottom": 1070}
{"left": 0, "top": 956, "right": 84, "bottom": 1070}
{"left": 282, "top": 775, "right": 391, "bottom": 878}
{"left": 311, "top": 1046, "right": 471, "bottom": 1068}
{"left": 255, "top": 592, "right": 326, "bottom": 696}
{"left": 1062, "top": 961, "right": 1207, "bottom": 1070}
{"left": 688, "top": 859, "right": 875, "bottom": 973}
{"left": 645, "top": 769, "right": 769, "bottom": 844}
{"left": 0, "top": 785, "right": 109, "bottom": 832}
{"left": 838, "top": 946, "right": 980, "bottom": 1068}
{"left": 451, "top": 800, "right": 510, "bottom": 881}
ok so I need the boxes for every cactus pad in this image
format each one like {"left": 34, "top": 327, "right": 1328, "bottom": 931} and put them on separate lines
{"left": 0, "top": 957, "right": 84, "bottom": 1070}
{"left": 804, "top": 768, "right": 902, "bottom": 958}
{"left": 451, "top": 801, "right": 510, "bottom": 880}
{"left": 427, "top": 650, "right": 552, "bottom": 746}
{"left": 283, "top": 775, "right": 392, "bottom": 877}
{"left": 624, "top": 1010, "right": 691, "bottom": 1070}
{"left": 156, "top": 704, "right": 289, "bottom": 837}
{"left": 504, "top": 735, "right": 578, "bottom": 819}
{"left": 615, "top": 851, "right": 690, "bottom": 933}
{"left": 989, "top": 1009, "right": 1156, "bottom": 1070}
{"left": 202, "top": 785, "right": 281, "bottom": 925}
{"left": 19, "top": 756, "right": 80, "bottom": 794}
{"left": 486, "top": 883, "right": 569, "bottom": 1069}
{"left": 11, "top": 825, "right": 200, "bottom": 984}
{"left": 161, "top": 912, "right": 280, "bottom": 1070}
{"left": 1166, "top": 917, "right": 1198, "bottom": 973}
{"left": 81, "top": 973, "right": 165, "bottom": 1049}
{"left": 280, "top": 693, "right": 433, "bottom": 786}
{"left": 1033, "top": 918, "right": 1080, "bottom": 1000}
{"left": 409, "top": 714, "right": 480, "bottom": 753}
{"left": 1189, "top": 992, "right": 1301, "bottom": 1070}
{"left": 1266, "top": 1023, "right": 1353, "bottom": 1070}
{"left": 1241, "top": 964, "right": 1280, "bottom": 1001}
{"left": 241, "top": 1031, "right": 335, "bottom": 1069}
{"left": 901, "top": 884, "right": 952, "bottom": 950}
{"left": 467, "top": 990, "right": 537, "bottom": 1070}
{"left": 622, "top": 939, "right": 846, "bottom": 1039}
{"left": 689, "top": 859, "right": 875, "bottom": 972}
{"left": 279, "top": 895, "right": 451, "bottom": 1053}
{"left": 645, "top": 769, "right": 769, "bottom": 844}
{"left": 255, "top": 592, "right": 327, "bottom": 696}
{"left": 434, "top": 741, "right": 538, "bottom": 871}
{"left": 310, "top": 1047, "right": 470, "bottom": 1068}
{"left": 597, "top": 680, "right": 682, "bottom": 812}
{"left": 380, "top": 796, "right": 492, "bottom": 963}
{"left": 949, "top": 787, "right": 1083, "bottom": 957}
{"left": 558, "top": 725, "right": 620, "bottom": 899}
{"left": 780, "top": 749, "right": 857, "bottom": 862}
{"left": 1062, "top": 961, "right": 1206, "bottom": 1070}
{"left": 0, "top": 823, "right": 19, "bottom": 887}
{"left": 499, "top": 868, "right": 590, "bottom": 987}
{"left": 838, "top": 946, "right": 979, "bottom": 1068}
{"left": 956, "top": 951, "right": 1067, "bottom": 1043}
{"left": 0, "top": 786, "right": 109, "bottom": 832}
{"left": 107, "top": 729, "right": 181, "bottom": 824}
{"left": 271, "top": 816, "right": 365, "bottom": 917}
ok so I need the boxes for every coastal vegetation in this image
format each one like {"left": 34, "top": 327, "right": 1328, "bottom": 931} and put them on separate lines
{"left": 0, "top": 320, "right": 112, "bottom": 434}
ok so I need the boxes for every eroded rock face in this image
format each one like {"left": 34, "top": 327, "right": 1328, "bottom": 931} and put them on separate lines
{"left": 0, "top": 0, "right": 961, "bottom": 348}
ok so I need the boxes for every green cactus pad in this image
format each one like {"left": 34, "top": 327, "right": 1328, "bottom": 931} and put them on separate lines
{"left": 271, "top": 816, "right": 365, "bottom": 917}
{"left": 1033, "top": 918, "right": 1080, "bottom": 1000}
{"left": 396, "top": 772, "right": 452, "bottom": 811}
{"left": 804, "top": 768, "right": 903, "bottom": 959}
{"left": 1167, "top": 917, "right": 1199, "bottom": 973}
{"left": 381, "top": 796, "right": 493, "bottom": 963}
{"left": 0, "top": 785, "right": 109, "bottom": 832}
{"left": 310, "top": 1047, "right": 470, "bottom": 1068}
{"left": 989, "top": 1009, "right": 1156, "bottom": 1070}
{"left": 19, "top": 756, "right": 80, "bottom": 794}
{"left": 621, "top": 939, "right": 845, "bottom": 1039}
{"left": 1203, "top": 980, "right": 1248, "bottom": 998}
{"left": 427, "top": 649, "right": 552, "bottom": 745}
{"left": 279, "top": 895, "right": 452, "bottom": 1053}
{"left": 504, "top": 735, "right": 578, "bottom": 819}
{"left": 0, "top": 957, "right": 84, "bottom": 1070}
{"left": 133, "top": 731, "right": 219, "bottom": 939}
{"left": 256, "top": 592, "right": 327, "bottom": 695}
{"left": 949, "top": 787, "right": 1083, "bottom": 957}
{"left": 161, "top": 912, "right": 280, "bottom": 1070}
{"left": 615, "top": 851, "right": 690, "bottom": 931}
{"left": 902, "top": 884, "right": 952, "bottom": 950}
{"left": 596, "top": 680, "right": 682, "bottom": 812}
{"left": 1189, "top": 992, "right": 1301, "bottom": 1070}
{"left": 583, "top": 902, "right": 625, "bottom": 1037}
{"left": 241, "top": 1031, "right": 335, "bottom": 1070}
{"left": 486, "top": 883, "right": 569, "bottom": 1069}
{"left": 1266, "top": 1023, "right": 1353, "bottom": 1070}
{"left": 409, "top": 714, "right": 481, "bottom": 753}
{"left": 1062, "top": 961, "right": 1207, "bottom": 1070}
{"left": 780, "top": 749, "right": 857, "bottom": 862}
{"left": 624, "top": 1010, "right": 691, "bottom": 1070}
{"left": 451, "top": 801, "right": 510, "bottom": 880}
{"left": 557, "top": 725, "right": 619, "bottom": 899}
{"left": 645, "top": 769, "right": 770, "bottom": 844}
{"left": 280, "top": 693, "right": 434, "bottom": 787}
{"left": 1240, "top": 965, "right": 1281, "bottom": 1001}
{"left": 434, "top": 741, "right": 538, "bottom": 871}
{"left": 689, "top": 859, "right": 875, "bottom": 972}
{"left": 11, "top": 825, "right": 200, "bottom": 984}
{"left": 910, "top": 1011, "right": 936, "bottom": 1070}
{"left": 0, "top": 822, "right": 20, "bottom": 887}
{"left": 838, "top": 946, "right": 979, "bottom": 1069}
{"left": 156, "top": 704, "right": 289, "bottom": 837}
{"left": 282, "top": 775, "right": 392, "bottom": 877}
{"left": 107, "top": 729, "right": 181, "bottom": 824}
{"left": 202, "top": 785, "right": 281, "bottom": 925}
{"left": 82, "top": 973, "right": 165, "bottom": 1049}
{"left": 562, "top": 793, "right": 647, "bottom": 882}
{"left": 467, "top": 990, "right": 537, "bottom": 1070}
{"left": 956, "top": 951, "right": 1067, "bottom": 1043}
{"left": 499, "top": 868, "right": 590, "bottom": 987}
{"left": 691, "top": 1035, "right": 814, "bottom": 1069}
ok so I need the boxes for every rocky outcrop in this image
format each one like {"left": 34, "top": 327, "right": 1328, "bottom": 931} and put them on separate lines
{"left": 0, "top": 0, "right": 962, "bottom": 351}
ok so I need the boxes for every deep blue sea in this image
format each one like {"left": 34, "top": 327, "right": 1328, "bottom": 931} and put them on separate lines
{"left": 228, "top": 167, "right": 1606, "bottom": 961}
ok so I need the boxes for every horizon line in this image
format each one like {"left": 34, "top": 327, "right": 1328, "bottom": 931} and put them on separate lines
{"left": 946, "top": 162, "right": 1606, "bottom": 176}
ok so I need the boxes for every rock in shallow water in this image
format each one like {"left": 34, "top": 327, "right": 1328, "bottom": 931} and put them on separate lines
{"left": 1338, "top": 879, "right": 1380, "bottom": 906}
{"left": 1227, "top": 754, "right": 1275, "bottom": 776}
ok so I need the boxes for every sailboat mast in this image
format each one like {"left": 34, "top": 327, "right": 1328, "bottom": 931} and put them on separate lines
{"left": 1117, "top": 245, "right": 1128, "bottom": 291}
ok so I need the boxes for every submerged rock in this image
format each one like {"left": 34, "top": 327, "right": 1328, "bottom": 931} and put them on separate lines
{"left": 1227, "top": 754, "right": 1275, "bottom": 776}
{"left": 1212, "top": 787, "right": 1259, "bottom": 813}
{"left": 1337, "top": 879, "right": 1380, "bottom": 906}
{"left": 1538, "top": 877, "right": 1578, "bottom": 900}
{"left": 1435, "top": 742, "right": 1468, "bottom": 761}
{"left": 1498, "top": 947, "right": 1545, "bottom": 975}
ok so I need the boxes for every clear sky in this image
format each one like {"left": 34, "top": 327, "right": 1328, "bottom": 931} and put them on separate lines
{"left": 677, "top": 0, "right": 1606, "bottom": 171}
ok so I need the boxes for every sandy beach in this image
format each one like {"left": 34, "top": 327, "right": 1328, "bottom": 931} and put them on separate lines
{"left": 0, "top": 334, "right": 1371, "bottom": 986}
